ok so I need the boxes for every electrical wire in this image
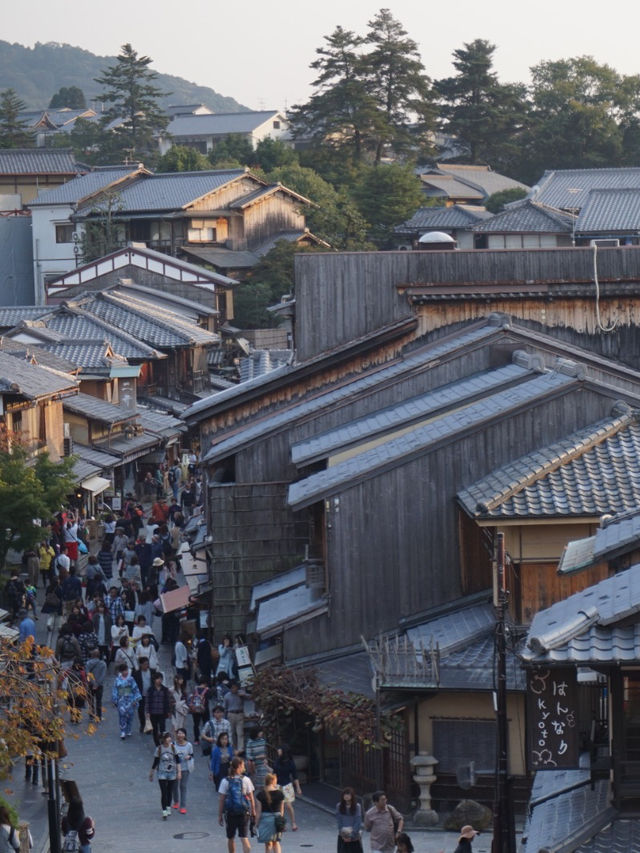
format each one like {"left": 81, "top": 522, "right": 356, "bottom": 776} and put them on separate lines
{"left": 592, "top": 244, "right": 618, "bottom": 333}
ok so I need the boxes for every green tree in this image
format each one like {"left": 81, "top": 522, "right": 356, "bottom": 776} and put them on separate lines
{"left": 353, "top": 163, "right": 424, "bottom": 247}
{"left": 0, "top": 443, "right": 75, "bottom": 570}
{"left": 69, "top": 116, "right": 104, "bottom": 164}
{"left": 94, "top": 43, "right": 168, "bottom": 162}
{"left": 485, "top": 187, "right": 528, "bottom": 213}
{"left": 208, "top": 134, "right": 254, "bottom": 168}
{"left": 362, "top": 9, "right": 435, "bottom": 162}
{"left": 80, "top": 189, "right": 124, "bottom": 261}
{"left": 288, "top": 26, "right": 384, "bottom": 168}
{"left": 0, "top": 89, "right": 32, "bottom": 148}
{"left": 156, "top": 144, "right": 211, "bottom": 172}
{"left": 267, "top": 163, "right": 371, "bottom": 249}
{"left": 436, "top": 39, "right": 529, "bottom": 171}
{"left": 252, "top": 138, "right": 297, "bottom": 172}
{"left": 49, "top": 86, "right": 86, "bottom": 109}
{"left": 520, "top": 56, "right": 632, "bottom": 183}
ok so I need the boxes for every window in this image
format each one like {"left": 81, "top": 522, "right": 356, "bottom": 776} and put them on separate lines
{"left": 272, "top": 120, "right": 280, "bottom": 129}
{"left": 432, "top": 719, "right": 496, "bottom": 773}
{"left": 55, "top": 224, "right": 74, "bottom": 244}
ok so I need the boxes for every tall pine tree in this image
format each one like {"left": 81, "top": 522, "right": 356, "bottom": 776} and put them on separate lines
{"left": 94, "top": 43, "right": 168, "bottom": 163}
{"left": 0, "top": 89, "right": 32, "bottom": 148}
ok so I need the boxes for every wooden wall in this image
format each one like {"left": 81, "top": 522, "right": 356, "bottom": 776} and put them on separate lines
{"left": 283, "top": 385, "right": 621, "bottom": 656}
{"left": 208, "top": 482, "right": 309, "bottom": 638}
{"left": 243, "top": 195, "right": 305, "bottom": 248}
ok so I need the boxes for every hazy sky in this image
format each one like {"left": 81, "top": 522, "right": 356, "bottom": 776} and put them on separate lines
{"left": 6, "top": 0, "right": 640, "bottom": 110}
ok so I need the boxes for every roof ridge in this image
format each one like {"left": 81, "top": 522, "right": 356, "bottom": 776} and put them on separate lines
{"left": 99, "top": 291, "right": 200, "bottom": 340}
{"left": 482, "top": 413, "right": 634, "bottom": 512}
{"left": 53, "top": 302, "right": 160, "bottom": 355}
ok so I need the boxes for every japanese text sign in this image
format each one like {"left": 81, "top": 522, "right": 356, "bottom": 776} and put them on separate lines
{"left": 527, "top": 667, "right": 579, "bottom": 770}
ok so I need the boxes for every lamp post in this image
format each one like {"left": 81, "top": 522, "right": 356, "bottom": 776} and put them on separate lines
{"left": 492, "top": 532, "right": 516, "bottom": 853}
{"left": 46, "top": 756, "right": 61, "bottom": 853}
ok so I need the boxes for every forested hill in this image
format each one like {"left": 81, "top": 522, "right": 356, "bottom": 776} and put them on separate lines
{"left": 0, "top": 40, "right": 248, "bottom": 111}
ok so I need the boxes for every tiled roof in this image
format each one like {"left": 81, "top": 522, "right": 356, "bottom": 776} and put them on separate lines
{"left": 200, "top": 322, "right": 502, "bottom": 461}
{"left": 0, "top": 306, "right": 50, "bottom": 329}
{"left": 292, "top": 362, "right": 534, "bottom": 466}
{"left": 439, "top": 633, "right": 526, "bottom": 690}
{"left": 63, "top": 392, "right": 135, "bottom": 424}
{"left": 73, "top": 443, "right": 120, "bottom": 470}
{"left": 40, "top": 307, "right": 161, "bottom": 360}
{"left": 523, "top": 562, "right": 640, "bottom": 663}
{"left": 239, "top": 350, "right": 291, "bottom": 383}
{"left": 458, "top": 413, "right": 640, "bottom": 520}
{"left": 74, "top": 291, "right": 217, "bottom": 348}
{"left": 0, "top": 350, "right": 77, "bottom": 398}
{"left": 0, "top": 148, "right": 78, "bottom": 175}
{"left": 420, "top": 174, "right": 485, "bottom": 199}
{"left": 396, "top": 204, "right": 492, "bottom": 234}
{"left": 436, "top": 164, "right": 529, "bottom": 196}
{"left": 181, "top": 246, "right": 259, "bottom": 269}
{"left": 312, "top": 652, "right": 375, "bottom": 699}
{"left": 93, "top": 430, "right": 161, "bottom": 461}
{"left": 523, "top": 770, "right": 613, "bottom": 853}
{"left": 77, "top": 169, "right": 246, "bottom": 213}
{"left": 557, "top": 535, "right": 597, "bottom": 575}
{"left": 255, "top": 582, "right": 326, "bottom": 636}
{"left": 0, "top": 337, "right": 77, "bottom": 374}
{"left": 29, "top": 166, "right": 142, "bottom": 206}
{"left": 288, "top": 372, "right": 577, "bottom": 510}
{"left": 576, "top": 188, "right": 640, "bottom": 233}
{"left": 407, "top": 602, "right": 495, "bottom": 657}
{"left": 558, "top": 507, "right": 640, "bottom": 575}
{"left": 137, "top": 407, "right": 186, "bottom": 438}
{"left": 41, "top": 341, "right": 127, "bottom": 368}
{"left": 166, "top": 111, "right": 284, "bottom": 138}
{"left": 576, "top": 819, "right": 640, "bottom": 853}
{"left": 472, "top": 200, "right": 576, "bottom": 233}
{"left": 529, "top": 167, "right": 640, "bottom": 211}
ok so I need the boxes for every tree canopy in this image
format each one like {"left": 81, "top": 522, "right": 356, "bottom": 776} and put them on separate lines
{"left": 49, "top": 85, "right": 86, "bottom": 109}
{"left": 0, "top": 441, "right": 76, "bottom": 570}
{"left": 0, "top": 89, "right": 32, "bottom": 148}
{"left": 94, "top": 43, "right": 168, "bottom": 163}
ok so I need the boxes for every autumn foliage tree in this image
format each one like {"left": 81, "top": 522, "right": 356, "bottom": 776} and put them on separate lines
{"left": 249, "top": 664, "right": 391, "bottom": 749}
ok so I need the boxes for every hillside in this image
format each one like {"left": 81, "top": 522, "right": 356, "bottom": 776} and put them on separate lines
{"left": 0, "top": 40, "right": 248, "bottom": 112}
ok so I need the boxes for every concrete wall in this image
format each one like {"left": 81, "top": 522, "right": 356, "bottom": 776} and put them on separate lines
{"left": 0, "top": 216, "right": 35, "bottom": 305}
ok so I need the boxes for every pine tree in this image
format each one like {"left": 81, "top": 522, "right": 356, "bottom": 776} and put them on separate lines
{"left": 436, "top": 39, "right": 529, "bottom": 171}
{"left": 94, "top": 43, "right": 168, "bottom": 162}
{"left": 362, "top": 9, "right": 435, "bottom": 163}
{"left": 0, "top": 89, "right": 32, "bottom": 148}
{"left": 49, "top": 86, "right": 86, "bottom": 110}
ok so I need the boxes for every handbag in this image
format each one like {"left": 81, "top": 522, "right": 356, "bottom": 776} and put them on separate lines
{"left": 274, "top": 814, "right": 286, "bottom": 832}
{"left": 143, "top": 717, "right": 153, "bottom": 734}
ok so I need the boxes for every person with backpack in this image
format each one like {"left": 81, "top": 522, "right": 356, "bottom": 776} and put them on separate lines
{"left": 218, "top": 756, "right": 256, "bottom": 853}
{"left": 0, "top": 805, "right": 22, "bottom": 852}
{"left": 149, "top": 731, "right": 182, "bottom": 819}
{"left": 188, "top": 675, "right": 210, "bottom": 744}
{"left": 61, "top": 796, "right": 95, "bottom": 853}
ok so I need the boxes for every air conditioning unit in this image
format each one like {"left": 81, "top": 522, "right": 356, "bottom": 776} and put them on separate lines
{"left": 590, "top": 238, "right": 620, "bottom": 248}
{"left": 63, "top": 436, "right": 73, "bottom": 456}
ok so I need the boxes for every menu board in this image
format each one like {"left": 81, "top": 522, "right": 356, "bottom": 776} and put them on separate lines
{"left": 527, "top": 667, "right": 579, "bottom": 769}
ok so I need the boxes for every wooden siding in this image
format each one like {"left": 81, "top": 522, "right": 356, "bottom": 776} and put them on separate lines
{"left": 294, "top": 247, "right": 640, "bottom": 363}
{"left": 283, "top": 386, "right": 621, "bottom": 657}
{"left": 243, "top": 195, "right": 305, "bottom": 247}
{"left": 190, "top": 176, "right": 258, "bottom": 211}
{"left": 208, "top": 482, "right": 309, "bottom": 637}
{"left": 516, "top": 561, "right": 610, "bottom": 624}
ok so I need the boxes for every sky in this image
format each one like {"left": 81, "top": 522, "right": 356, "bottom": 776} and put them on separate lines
{"left": 5, "top": 0, "right": 640, "bottom": 110}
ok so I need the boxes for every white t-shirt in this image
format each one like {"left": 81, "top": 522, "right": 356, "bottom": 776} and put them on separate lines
{"left": 174, "top": 640, "right": 188, "bottom": 668}
{"left": 218, "top": 775, "right": 254, "bottom": 796}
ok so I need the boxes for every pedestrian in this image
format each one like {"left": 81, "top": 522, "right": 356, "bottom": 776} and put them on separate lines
{"left": 61, "top": 568, "right": 82, "bottom": 618}
{"left": 170, "top": 674, "right": 189, "bottom": 736}
{"left": 336, "top": 786, "right": 363, "bottom": 852}
{"left": 217, "top": 634, "right": 236, "bottom": 678}
{"left": 218, "top": 756, "right": 255, "bottom": 853}
{"left": 39, "top": 540, "right": 56, "bottom": 587}
{"left": 224, "top": 681, "right": 247, "bottom": 750}
{"left": 246, "top": 726, "right": 269, "bottom": 790}
{"left": 18, "top": 609, "right": 36, "bottom": 644}
{"left": 61, "top": 797, "right": 95, "bottom": 853}
{"left": 114, "top": 635, "right": 138, "bottom": 672}
{"left": 5, "top": 573, "right": 25, "bottom": 625}
{"left": 111, "top": 662, "right": 141, "bottom": 739}
{"left": 174, "top": 633, "right": 190, "bottom": 683}
{"left": 188, "top": 675, "right": 210, "bottom": 744}
{"left": 110, "top": 613, "right": 129, "bottom": 663}
{"left": 91, "top": 602, "right": 111, "bottom": 661}
{"left": 196, "top": 631, "right": 213, "bottom": 684}
{"left": 137, "top": 633, "right": 159, "bottom": 670}
{"left": 56, "top": 625, "right": 82, "bottom": 671}
{"left": 396, "top": 833, "right": 414, "bottom": 853}
{"left": 133, "top": 656, "right": 157, "bottom": 733}
{"left": 150, "top": 731, "right": 181, "bottom": 820}
{"left": 85, "top": 555, "right": 106, "bottom": 600}
{"left": 364, "top": 791, "right": 403, "bottom": 853}
{"left": 202, "top": 703, "right": 232, "bottom": 756}
{"left": 0, "top": 804, "right": 25, "bottom": 851}
{"left": 85, "top": 648, "right": 107, "bottom": 722}
{"left": 171, "top": 727, "right": 194, "bottom": 814}
{"left": 274, "top": 745, "right": 302, "bottom": 831}
{"left": 256, "top": 772, "right": 285, "bottom": 852}
{"left": 146, "top": 671, "right": 174, "bottom": 746}
{"left": 454, "top": 826, "right": 479, "bottom": 853}
{"left": 210, "top": 731, "right": 234, "bottom": 790}
{"left": 97, "top": 540, "right": 114, "bottom": 581}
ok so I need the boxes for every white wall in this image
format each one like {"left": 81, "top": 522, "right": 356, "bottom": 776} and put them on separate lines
{"left": 31, "top": 204, "right": 81, "bottom": 304}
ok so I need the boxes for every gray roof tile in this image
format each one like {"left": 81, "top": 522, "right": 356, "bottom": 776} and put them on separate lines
{"left": 166, "top": 111, "right": 284, "bottom": 138}
{"left": 436, "top": 165, "right": 529, "bottom": 196}
{"left": 30, "top": 167, "right": 142, "bottom": 206}
{"left": 0, "top": 148, "right": 78, "bottom": 175}
{"left": 292, "top": 363, "right": 533, "bottom": 466}
{"left": 576, "top": 818, "right": 640, "bottom": 853}
{"left": 396, "top": 204, "right": 493, "bottom": 234}
{"left": 473, "top": 200, "right": 575, "bottom": 233}
{"left": 576, "top": 188, "right": 640, "bottom": 233}
{"left": 459, "top": 414, "right": 640, "bottom": 520}
{"left": 0, "top": 306, "right": 51, "bottom": 329}
{"left": 0, "top": 350, "right": 77, "bottom": 398}
{"left": 530, "top": 167, "right": 640, "bottom": 211}
{"left": 197, "top": 322, "right": 500, "bottom": 457}
{"left": 63, "top": 392, "right": 134, "bottom": 424}
{"left": 41, "top": 309, "right": 160, "bottom": 360}
{"left": 288, "top": 372, "right": 576, "bottom": 510}
{"left": 421, "top": 174, "right": 485, "bottom": 199}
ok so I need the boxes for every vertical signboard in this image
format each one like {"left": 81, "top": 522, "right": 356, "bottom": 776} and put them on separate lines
{"left": 527, "top": 667, "right": 579, "bottom": 769}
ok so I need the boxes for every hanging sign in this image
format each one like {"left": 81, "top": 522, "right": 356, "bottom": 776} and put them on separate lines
{"left": 527, "top": 667, "right": 580, "bottom": 769}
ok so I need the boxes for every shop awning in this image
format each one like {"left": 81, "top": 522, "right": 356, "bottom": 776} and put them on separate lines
{"left": 81, "top": 475, "right": 111, "bottom": 495}
{"left": 159, "top": 585, "right": 191, "bottom": 614}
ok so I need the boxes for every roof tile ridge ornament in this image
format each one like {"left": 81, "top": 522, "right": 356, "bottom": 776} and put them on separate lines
{"left": 481, "top": 410, "right": 635, "bottom": 514}
{"left": 527, "top": 605, "right": 599, "bottom": 654}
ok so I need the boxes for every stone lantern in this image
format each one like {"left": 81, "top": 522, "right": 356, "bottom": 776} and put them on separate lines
{"left": 410, "top": 752, "right": 439, "bottom": 825}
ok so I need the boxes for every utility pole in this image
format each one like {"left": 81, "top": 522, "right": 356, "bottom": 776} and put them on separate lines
{"left": 492, "top": 532, "right": 516, "bottom": 853}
